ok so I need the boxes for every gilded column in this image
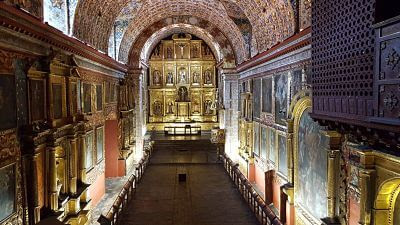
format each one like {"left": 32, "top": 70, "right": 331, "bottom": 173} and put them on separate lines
{"left": 359, "top": 169, "right": 375, "bottom": 225}
{"left": 69, "top": 137, "right": 78, "bottom": 194}
{"left": 287, "top": 119, "right": 294, "bottom": 184}
{"left": 31, "top": 153, "right": 41, "bottom": 223}
{"left": 327, "top": 149, "right": 340, "bottom": 218}
{"left": 79, "top": 135, "right": 87, "bottom": 183}
{"left": 48, "top": 147, "right": 58, "bottom": 211}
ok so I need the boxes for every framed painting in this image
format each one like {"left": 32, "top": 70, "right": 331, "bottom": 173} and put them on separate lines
{"left": 29, "top": 79, "right": 46, "bottom": 122}
{"left": 274, "top": 74, "right": 288, "bottom": 125}
{"left": 253, "top": 78, "right": 261, "bottom": 119}
{"left": 96, "top": 126, "right": 104, "bottom": 163}
{"left": 96, "top": 84, "right": 103, "bottom": 111}
{"left": 291, "top": 69, "right": 303, "bottom": 98}
{"left": 0, "top": 75, "right": 16, "bottom": 131}
{"left": 82, "top": 83, "right": 92, "bottom": 114}
{"left": 260, "top": 126, "right": 268, "bottom": 160}
{"left": 0, "top": 164, "right": 16, "bottom": 222}
{"left": 278, "top": 133, "right": 288, "bottom": 177}
{"left": 52, "top": 83, "right": 63, "bottom": 119}
{"left": 268, "top": 128, "right": 276, "bottom": 164}
{"left": 296, "top": 107, "right": 328, "bottom": 220}
{"left": 85, "top": 131, "right": 94, "bottom": 170}
{"left": 262, "top": 77, "right": 272, "bottom": 113}
{"left": 253, "top": 122, "right": 260, "bottom": 157}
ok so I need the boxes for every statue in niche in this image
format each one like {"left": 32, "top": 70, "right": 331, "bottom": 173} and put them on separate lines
{"left": 204, "top": 100, "right": 213, "bottom": 114}
{"left": 166, "top": 72, "right": 174, "bottom": 84}
{"left": 204, "top": 70, "right": 212, "bottom": 84}
{"left": 153, "top": 44, "right": 161, "bottom": 57}
{"left": 204, "top": 46, "right": 211, "bottom": 56}
{"left": 153, "top": 70, "right": 161, "bottom": 85}
{"left": 178, "top": 68, "right": 187, "bottom": 84}
{"left": 193, "top": 71, "right": 200, "bottom": 84}
{"left": 166, "top": 46, "right": 173, "bottom": 59}
{"left": 193, "top": 100, "right": 200, "bottom": 113}
{"left": 167, "top": 101, "right": 174, "bottom": 114}
{"left": 178, "top": 86, "right": 188, "bottom": 102}
{"left": 192, "top": 45, "right": 199, "bottom": 58}
{"left": 153, "top": 101, "right": 163, "bottom": 116}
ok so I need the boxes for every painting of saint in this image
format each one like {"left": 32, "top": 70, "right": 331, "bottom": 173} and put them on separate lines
{"left": 166, "top": 46, "right": 173, "bottom": 59}
{"left": 167, "top": 101, "right": 174, "bottom": 114}
{"left": 153, "top": 70, "right": 161, "bottom": 85}
{"left": 261, "top": 127, "right": 267, "bottom": 159}
{"left": 96, "top": 84, "right": 103, "bottom": 111}
{"left": 153, "top": 44, "right": 161, "bottom": 57}
{"left": 253, "top": 79, "right": 261, "bottom": 119}
{"left": 153, "top": 101, "right": 163, "bottom": 116}
{"left": 204, "top": 100, "right": 213, "bottom": 115}
{"left": 0, "top": 75, "right": 16, "bottom": 130}
{"left": 166, "top": 72, "right": 174, "bottom": 84}
{"left": 30, "top": 79, "right": 45, "bottom": 122}
{"left": 262, "top": 78, "right": 272, "bottom": 113}
{"left": 178, "top": 87, "right": 188, "bottom": 102}
{"left": 191, "top": 45, "right": 199, "bottom": 58}
{"left": 204, "top": 70, "right": 212, "bottom": 85}
{"left": 83, "top": 83, "right": 92, "bottom": 113}
{"left": 52, "top": 83, "right": 63, "bottom": 119}
{"left": 278, "top": 135, "right": 288, "bottom": 176}
{"left": 96, "top": 127, "right": 104, "bottom": 163}
{"left": 0, "top": 164, "right": 16, "bottom": 222}
{"left": 85, "top": 132, "right": 94, "bottom": 169}
{"left": 274, "top": 74, "right": 288, "bottom": 125}
{"left": 268, "top": 128, "right": 276, "bottom": 163}
{"left": 296, "top": 108, "right": 328, "bottom": 220}
{"left": 192, "top": 71, "right": 200, "bottom": 84}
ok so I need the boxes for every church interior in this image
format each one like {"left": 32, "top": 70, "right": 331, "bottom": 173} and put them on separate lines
{"left": 0, "top": 0, "right": 399, "bottom": 225}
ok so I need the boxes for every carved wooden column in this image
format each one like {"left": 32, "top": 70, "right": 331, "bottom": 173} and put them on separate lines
{"left": 287, "top": 119, "right": 294, "bottom": 184}
{"left": 358, "top": 150, "right": 375, "bottom": 225}
{"left": 31, "top": 153, "right": 41, "bottom": 223}
{"left": 69, "top": 137, "right": 78, "bottom": 195}
{"left": 79, "top": 134, "right": 87, "bottom": 183}
{"left": 48, "top": 147, "right": 58, "bottom": 211}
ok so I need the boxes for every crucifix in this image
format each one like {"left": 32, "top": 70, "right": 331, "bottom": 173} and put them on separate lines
{"left": 178, "top": 43, "right": 185, "bottom": 59}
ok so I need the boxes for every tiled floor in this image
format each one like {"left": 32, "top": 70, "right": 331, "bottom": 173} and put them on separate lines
{"left": 117, "top": 146, "right": 260, "bottom": 225}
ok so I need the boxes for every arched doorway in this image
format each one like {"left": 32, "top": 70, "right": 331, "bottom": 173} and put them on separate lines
{"left": 374, "top": 178, "right": 400, "bottom": 225}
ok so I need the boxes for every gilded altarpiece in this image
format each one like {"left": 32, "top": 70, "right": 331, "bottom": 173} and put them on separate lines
{"left": 148, "top": 34, "right": 218, "bottom": 131}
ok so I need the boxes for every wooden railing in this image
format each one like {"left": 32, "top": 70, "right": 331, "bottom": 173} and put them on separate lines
{"left": 221, "top": 154, "right": 283, "bottom": 225}
{"left": 98, "top": 142, "right": 154, "bottom": 225}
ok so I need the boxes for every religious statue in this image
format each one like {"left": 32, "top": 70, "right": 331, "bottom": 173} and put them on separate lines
{"left": 167, "top": 101, "right": 174, "bottom": 114}
{"left": 153, "top": 70, "right": 161, "bottom": 85}
{"left": 204, "top": 70, "right": 212, "bottom": 84}
{"left": 178, "top": 86, "right": 188, "bottom": 102}
{"left": 193, "top": 71, "right": 200, "bottom": 84}
{"left": 153, "top": 101, "right": 163, "bottom": 116}
{"left": 204, "top": 46, "right": 211, "bottom": 56}
{"left": 153, "top": 44, "right": 161, "bottom": 57}
{"left": 178, "top": 43, "right": 185, "bottom": 59}
{"left": 179, "top": 68, "right": 187, "bottom": 84}
{"left": 167, "top": 72, "right": 174, "bottom": 84}
{"left": 192, "top": 100, "right": 200, "bottom": 113}
{"left": 166, "top": 46, "right": 173, "bottom": 59}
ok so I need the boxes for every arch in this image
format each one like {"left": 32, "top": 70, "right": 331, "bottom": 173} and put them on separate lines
{"left": 125, "top": 16, "right": 238, "bottom": 68}
{"left": 119, "top": 0, "right": 248, "bottom": 65}
{"left": 374, "top": 178, "right": 400, "bottom": 225}
{"left": 140, "top": 25, "right": 223, "bottom": 65}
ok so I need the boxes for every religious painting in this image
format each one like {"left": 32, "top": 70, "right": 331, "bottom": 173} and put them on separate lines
{"left": 191, "top": 42, "right": 201, "bottom": 58}
{"left": 203, "top": 69, "right": 213, "bottom": 85}
{"left": 202, "top": 44, "right": 213, "bottom": 58}
{"left": 274, "top": 74, "right": 288, "bottom": 125}
{"left": 96, "top": 84, "right": 103, "bottom": 111}
{"left": 178, "top": 87, "right": 189, "bottom": 102}
{"left": 70, "top": 82, "right": 78, "bottom": 115}
{"left": 291, "top": 69, "right": 303, "bottom": 98}
{"left": 278, "top": 134, "right": 288, "bottom": 177}
{"left": 96, "top": 127, "right": 104, "bottom": 163}
{"left": 253, "top": 78, "right": 261, "bottom": 119}
{"left": 262, "top": 77, "right": 272, "bottom": 113}
{"left": 166, "top": 101, "right": 175, "bottom": 115}
{"left": 178, "top": 67, "right": 188, "bottom": 84}
{"left": 204, "top": 100, "right": 213, "bottom": 115}
{"left": 29, "top": 79, "right": 46, "bottom": 122}
{"left": 261, "top": 126, "right": 268, "bottom": 159}
{"left": 85, "top": 132, "right": 94, "bottom": 169}
{"left": 0, "top": 75, "right": 16, "bottom": 130}
{"left": 269, "top": 128, "right": 276, "bottom": 164}
{"left": 153, "top": 70, "right": 162, "bottom": 86}
{"left": 52, "top": 83, "right": 63, "bottom": 119}
{"left": 253, "top": 122, "right": 260, "bottom": 157}
{"left": 152, "top": 44, "right": 162, "bottom": 58}
{"left": 83, "top": 83, "right": 92, "bottom": 114}
{"left": 0, "top": 164, "right": 16, "bottom": 222}
{"left": 297, "top": 108, "right": 328, "bottom": 220}
{"left": 153, "top": 101, "right": 163, "bottom": 116}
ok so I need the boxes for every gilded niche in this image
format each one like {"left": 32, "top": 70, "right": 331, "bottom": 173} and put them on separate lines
{"left": 148, "top": 33, "right": 218, "bottom": 128}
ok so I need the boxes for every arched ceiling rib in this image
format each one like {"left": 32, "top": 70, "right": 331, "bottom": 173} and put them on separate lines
{"left": 126, "top": 16, "right": 237, "bottom": 68}
{"left": 119, "top": 0, "right": 248, "bottom": 65}
{"left": 140, "top": 25, "right": 223, "bottom": 65}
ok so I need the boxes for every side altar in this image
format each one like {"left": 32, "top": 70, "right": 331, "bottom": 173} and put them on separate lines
{"left": 147, "top": 33, "right": 218, "bottom": 131}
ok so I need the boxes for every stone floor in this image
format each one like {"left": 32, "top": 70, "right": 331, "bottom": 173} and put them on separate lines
{"left": 117, "top": 145, "right": 260, "bottom": 225}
